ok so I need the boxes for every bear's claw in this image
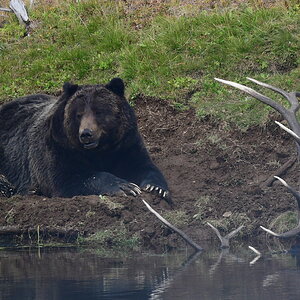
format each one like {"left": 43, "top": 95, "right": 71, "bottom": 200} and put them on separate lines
{"left": 144, "top": 184, "right": 169, "bottom": 200}
{"left": 120, "top": 182, "right": 142, "bottom": 197}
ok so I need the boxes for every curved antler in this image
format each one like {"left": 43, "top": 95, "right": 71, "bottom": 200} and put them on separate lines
{"left": 215, "top": 78, "right": 300, "bottom": 238}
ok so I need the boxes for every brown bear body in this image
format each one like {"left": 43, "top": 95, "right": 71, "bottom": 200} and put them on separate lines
{"left": 0, "top": 78, "right": 169, "bottom": 200}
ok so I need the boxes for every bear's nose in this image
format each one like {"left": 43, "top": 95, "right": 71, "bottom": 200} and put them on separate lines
{"left": 80, "top": 128, "right": 93, "bottom": 138}
{"left": 80, "top": 129, "right": 93, "bottom": 143}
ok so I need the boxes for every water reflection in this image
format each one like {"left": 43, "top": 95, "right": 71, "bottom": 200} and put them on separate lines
{"left": 0, "top": 246, "right": 300, "bottom": 300}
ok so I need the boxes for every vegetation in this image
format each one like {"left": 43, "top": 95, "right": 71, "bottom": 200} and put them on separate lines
{"left": 163, "top": 210, "right": 189, "bottom": 227}
{"left": 98, "top": 195, "right": 124, "bottom": 210}
{"left": 206, "top": 212, "right": 253, "bottom": 238}
{"left": 268, "top": 210, "right": 298, "bottom": 234}
{"left": 79, "top": 223, "right": 141, "bottom": 249}
{"left": 0, "top": 0, "right": 299, "bottom": 129}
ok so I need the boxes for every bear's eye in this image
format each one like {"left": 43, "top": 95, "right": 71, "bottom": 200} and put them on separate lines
{"left": 76, "top": 113, "right": 83, "bottom": 120}
{"left": 94, "top": 111, "right": 106, "bottom": 118}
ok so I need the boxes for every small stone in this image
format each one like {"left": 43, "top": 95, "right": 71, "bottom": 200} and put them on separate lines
{"left": 209, "top": 160, "right": 220, "bottom": 170}
{"left": 223, "top": 211, "right": 232, "bottom": 218}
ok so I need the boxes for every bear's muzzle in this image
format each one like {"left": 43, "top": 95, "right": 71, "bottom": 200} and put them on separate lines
{"left": 79, "top": 128, "right": 99, "bottom": 149}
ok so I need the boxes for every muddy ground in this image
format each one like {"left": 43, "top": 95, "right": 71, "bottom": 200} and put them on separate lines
{"left": 0, "top": 96, "right": 299, "bottom": 250}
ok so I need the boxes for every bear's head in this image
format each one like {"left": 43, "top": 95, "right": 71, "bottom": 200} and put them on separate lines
{"left": 50, "top": 78, "right": 136, "bottom": 151}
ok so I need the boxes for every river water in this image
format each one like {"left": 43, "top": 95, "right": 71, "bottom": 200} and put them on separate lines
{"left": 0, "top": 245, "right": 300, "bottom": 300}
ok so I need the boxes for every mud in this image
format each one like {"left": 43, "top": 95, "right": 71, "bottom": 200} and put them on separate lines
{"left": 0, "top": 96, "right": 298, "bottom": 250}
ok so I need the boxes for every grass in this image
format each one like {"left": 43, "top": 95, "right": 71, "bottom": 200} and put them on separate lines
{"left": 163, "top": 210, "right": 189, "bottom": 227}
{"left": 0, "top": 0, "right": 300, "bottom": 128}
{"left": 193, "top": 195, "right": 214, "bottom": 221}
{"left": 98, "top": 195, "right": 124, "bottom": 210}
{"left": 79, "top": 223, "right": 141, "bottom": 249}
{"left": 268, "top": 210, "right": 298, "bottom": 234}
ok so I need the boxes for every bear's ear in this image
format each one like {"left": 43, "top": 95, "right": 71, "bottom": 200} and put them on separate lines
{"left": 63, "top": 82, "right": 79, "bottom": 98}
{"left": 105, "top": 78, "right": 125, "bottom": 97}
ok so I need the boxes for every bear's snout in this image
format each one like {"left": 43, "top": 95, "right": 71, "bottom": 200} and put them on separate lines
{"left": 79, "top": 128, "right": 99, "bottom": 149}
{"left": 78, "top": 109, "right": 101, "bottom": 149}
{"left": 80, "top": 128, "right": 92, "bottom": 140}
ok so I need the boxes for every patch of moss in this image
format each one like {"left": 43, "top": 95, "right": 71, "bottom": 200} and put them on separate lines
{"left": 163, "top": 210, "right": 189, "bottom": 227}
{"left": 268, "top": 211, "right": 298, "bottom": 234}
{"left": 79, "top": 223, "right": 141, "bottom": 249}
{"left": 98, "top": 195, "right": 124, "bottom": 210}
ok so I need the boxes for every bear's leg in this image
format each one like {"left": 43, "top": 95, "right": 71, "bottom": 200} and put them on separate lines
{"left": 58, "top": 172, "right": 142, "bottom": 198}
{"left": 83, "top": 172, "right": 142, "bottom": 197}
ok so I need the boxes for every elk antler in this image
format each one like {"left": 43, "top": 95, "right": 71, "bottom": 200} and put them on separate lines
{"left": 215, "top": 78, "right": 300, "bottom": 238}
{"left": 207, "top": 222, "right": 243, "bottom": 248}
{"left": 248, "top": 246, "right": 262, "bottom": 265}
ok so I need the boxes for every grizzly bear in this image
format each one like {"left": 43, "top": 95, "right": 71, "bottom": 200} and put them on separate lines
{"left": 0, "top": 78, "right": 170, "bottom": 201}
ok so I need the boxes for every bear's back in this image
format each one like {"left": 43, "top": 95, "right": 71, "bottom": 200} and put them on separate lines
{"left": 0, "top": 94, "right": 56, "bottom": 131}
{"left": 0, "top": 94, "right": 57, "bottom": 193}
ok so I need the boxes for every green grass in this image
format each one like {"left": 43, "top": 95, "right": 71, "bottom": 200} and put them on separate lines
{"left": 79, "top": 223, "right": 141, "bottom": 249}
{"left": 1, "top": 1, "right": 300, "bottom": 128}
{"left": 268, "top": 210, "right": 298, "bottom": 234}
{"left": 163, "top": 210, "right": 189, "bottom": 227}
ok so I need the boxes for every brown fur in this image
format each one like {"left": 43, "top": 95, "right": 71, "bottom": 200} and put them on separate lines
{"left": 0, "top": 78, "right": 169, "bottom": 199}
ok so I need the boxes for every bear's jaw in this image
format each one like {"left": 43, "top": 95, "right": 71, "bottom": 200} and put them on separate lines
{"left": 82, "top": 141, "right": 99, "bottom": 150}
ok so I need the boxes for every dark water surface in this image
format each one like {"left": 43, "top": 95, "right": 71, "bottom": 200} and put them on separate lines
{"left": 0, "top": 246, "right": 300, "bottom": 300}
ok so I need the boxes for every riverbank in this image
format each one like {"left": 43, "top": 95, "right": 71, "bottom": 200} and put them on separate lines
{"left": 0, "top": 95, "right": 298, "bottom": 250}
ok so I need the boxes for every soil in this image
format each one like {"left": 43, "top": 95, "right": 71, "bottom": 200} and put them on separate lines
{"left": 0, "top": 95, "right": 299, "bottom": 250}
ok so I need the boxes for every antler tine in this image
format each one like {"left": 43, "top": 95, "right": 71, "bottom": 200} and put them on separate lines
{"left": 275, "top": 121, "right": 300, "bottom": 145}
{"left": 225, "top": 225, "right": 244, "bottom": 239}
{"left": 207, "top": 222, "right": 223, "bottom": 242}
{"left": 214, "top": 78, "right": 287, "bottom": 116}
{"left": 260, "top": 224, "right": 300, "bottom": 238}
{"left": 275, "top": 121, "right": 300, "bottom": 158}
{"left": 142, "top": 199, "right": 203, "bottom": 251}
{"left": 207, "top": 222, "right": 243, "bottom": 248}
{"left": 259, "top": 176, "right": 300, "bottom": 238}
{"left": 248, "top": 246, "right": 262, "bottom": 256}
{"left": 246, "top": 77, "right": 299, "bottom": 112}
{"left": 274, "top": 176, "right": 300, "bottom": 211}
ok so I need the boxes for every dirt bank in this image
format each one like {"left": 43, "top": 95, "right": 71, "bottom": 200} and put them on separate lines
{"left": 0, "top": 96, "right": 298, "bottom": 249}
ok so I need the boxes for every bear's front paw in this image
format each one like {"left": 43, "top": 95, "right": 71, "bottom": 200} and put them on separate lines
{"left": 84, "top": 172, "right": 142, "bottom": 197}
{"left": 143, "top": 184, "right": 171, "bottom": 202}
